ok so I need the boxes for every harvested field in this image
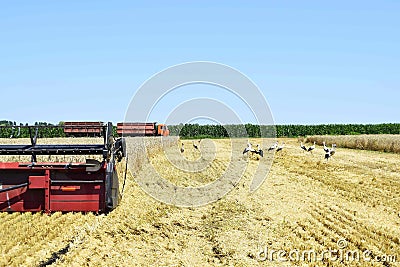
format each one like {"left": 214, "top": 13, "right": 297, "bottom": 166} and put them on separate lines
{"left": 0, "top": 137, "right": 399, "bottom": 266}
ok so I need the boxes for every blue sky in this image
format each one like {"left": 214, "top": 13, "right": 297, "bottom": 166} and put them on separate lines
{"left": 0, "top": 1, "right": 399, "bottom": 125}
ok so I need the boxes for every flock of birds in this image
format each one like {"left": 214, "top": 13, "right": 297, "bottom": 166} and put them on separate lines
{"left": 180, "top": 140, "right": 201, "bottom": 153}
{"left": 179, "top": 139, "right": 337, "bottom": 161}
{"left": 242, "top": 141, "right": 286, "bottom": 157}
{"left": 242, "top": 140, "right": 337, "bottom": 161}
{"left": 300, "top": 141, "right": 337, "bottom": 160}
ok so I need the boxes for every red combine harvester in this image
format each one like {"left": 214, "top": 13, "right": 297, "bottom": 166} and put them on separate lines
{"left": 0, "top": 122, "right": 126, "bottom": 213}
{"left": 117, "top": 122, "right": 169, "bottom": 137}
{"left": 63, "top": 121, "right": 103, "bottom": 137}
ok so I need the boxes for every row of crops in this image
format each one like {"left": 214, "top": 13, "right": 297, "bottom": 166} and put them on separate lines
{"left": 168, "top": 123, "right": 400, "bottom": 138}
{"left": 1, "top": 122, "right": 399, "bottom": 138}
{"left": 0, "top": 126, "right": 65, "bottom": 138}
{"left": 0, "top": 124, "right": 119, "bottom": 139}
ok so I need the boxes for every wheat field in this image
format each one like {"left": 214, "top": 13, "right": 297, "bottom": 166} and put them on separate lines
{"left": 306, "top": 134, "right": 400, "bottom": 154}
{"left": 0, "top": 137, "right": 399, "bottom": 266}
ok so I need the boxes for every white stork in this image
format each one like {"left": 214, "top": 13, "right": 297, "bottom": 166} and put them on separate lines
{"left": 180, "top": 143, "right": 185, "bottom": 153}
{"left": 193, "top": 141, "right": 199, "bottom": 150}
{"left": 254, "top": 144, "right": 264, "bottom": 157}
{"left": 243, "top": 142, "right": 253, "bottom": 155}
{"left": 300, "top": 142, "right": 308, "bottom": 152}
{"left": 330, "top": 144, "right": 337, "bottom": 156}
{"left": 276, "top": 142, "right": 285, "bottom": 152}
{"left": 323, "top": 141, "right": 330, "bottom": 153}
{"left": 308, "top": 141, "right": 316, "bottom": 153}
{"left": 325, "top": 144, "right": 337, "bottom": 161}
{"left": 243, "top": 143, "right": 263, "bottom": 158}
{"left": 268, "top": 141, "right": 278, "bottom": 151}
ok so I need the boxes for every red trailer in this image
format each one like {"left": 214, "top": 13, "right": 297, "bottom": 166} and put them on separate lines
{"left": 0, "top": 122, "right": 126, "bottom": 213}
{"left": 117, "top": 122, "right": 169, "bottom": 137}
{"left": 64, "top": 121, "right": 103, "bottom": 137}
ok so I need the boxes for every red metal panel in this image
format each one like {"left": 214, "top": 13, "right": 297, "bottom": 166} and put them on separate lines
{"left": 0, "top": 162, "right": 107, "bottom": 213}
{"left": 0, "top": 186, "right": 44, "bottom": 212}
{"left": 0, "top": 201, "right": 44, "bottom": 212}
{"left": 29, "top": 176, "right": 46, "bottom": 189}
{"left": 44, "top": 170, "right": 50, "bottom": 213}
{"left": 50, "top": 183, "right": 103, "bottom": 212}
{"left": 50, "top": 201, "right": 103, "bottom": 212}
{"left": 0, "top": 162, "right": 20, "bottom": 169}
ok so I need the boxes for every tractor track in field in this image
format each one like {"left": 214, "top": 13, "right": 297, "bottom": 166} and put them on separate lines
{"left": 0, "top": 212, "right": 99, "bottom": 266}
{"left": 36, "top": 213, "right": 109, "bottom": 267}
{"left": 38, "top": 242, "right": 71, "bottom": 267}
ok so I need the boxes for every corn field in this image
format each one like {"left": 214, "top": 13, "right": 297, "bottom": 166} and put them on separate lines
{"left": 169, "top": 123, "right": 400, "bottom": 138}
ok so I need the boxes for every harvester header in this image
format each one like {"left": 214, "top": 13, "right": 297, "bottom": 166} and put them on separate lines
{"left": 0, "top": 122, "right": 126, "bottom": 213}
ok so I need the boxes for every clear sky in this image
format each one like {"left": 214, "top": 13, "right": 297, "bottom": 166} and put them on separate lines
{"left": 1, "top": 1, "right": 399, "bottom": 125}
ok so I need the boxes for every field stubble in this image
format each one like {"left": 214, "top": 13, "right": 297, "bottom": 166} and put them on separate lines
{"left": 0, "top": 137, "right": 399, "bottom": 266}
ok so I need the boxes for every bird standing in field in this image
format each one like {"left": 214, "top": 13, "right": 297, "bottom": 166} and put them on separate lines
{"left": 254, "top": 144, "right": 264, "bottom": 157}
{"left": 193, "top": 140, "right": 199, "bottom": 150}
{"left": 180, "top": 143, "right": 185, "bottom": 153}
{"left": 330, "top": 144, "right": 337, "bottom": 156}
{"left": 276, "top": 142, "right": 285, "bottom": 152}
{"left": 323, "top": 141, "right": 329, "bottom": 153}
{"left": 243, "top": 142, "right": 253, "bottom": 155}
{"left": 308, "top": 141, "right": 316, "bottom": 153}
{"left": 243, "top": 143, "right": 264, "bottom": 157}
{"left": 243, "top": 143, "right": 263, "bottom": 158}
{"left": 325, "top": 144, "right": 336, "bottom": 161}
{"left": 300, "top": 142, "right": 308, "bottom": 152}
{"left": 268, "top": 141, "right": 279, "bottom": 151}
